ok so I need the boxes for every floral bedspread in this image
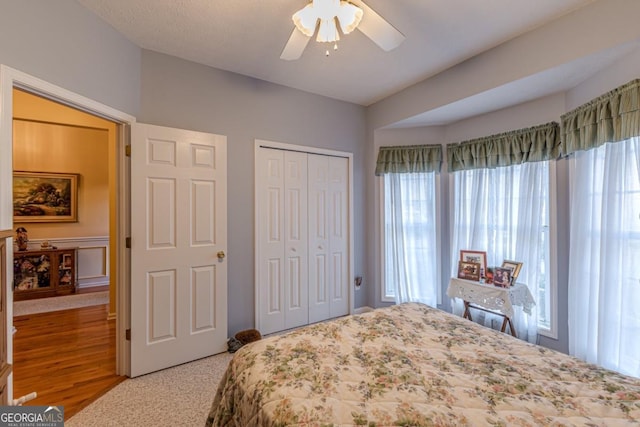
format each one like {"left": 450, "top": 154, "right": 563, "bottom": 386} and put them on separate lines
{"left": 206, "top": 303, "right": 640, "bottom": 426}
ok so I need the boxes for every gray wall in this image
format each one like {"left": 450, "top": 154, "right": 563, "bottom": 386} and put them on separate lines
{"left": 1, "top": 1, "right": 367, "bottom": 336}
{"left": 138, "top": 51, "right": 367, "bottom": 334}
{"left": 0, "top": 0, "right": 140, "bottom": 116}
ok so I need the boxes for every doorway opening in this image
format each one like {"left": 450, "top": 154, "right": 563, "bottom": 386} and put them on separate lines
{"left": 1, "top": 65, "right": 135, "bottom": 404}
{"left": 11, "top": 88, "right": 122, "bottom": 413}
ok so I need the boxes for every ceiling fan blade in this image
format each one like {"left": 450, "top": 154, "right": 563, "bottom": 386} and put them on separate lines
{"left": 354, "top": 1, "right": 405, "bottom": 51}
{"left": 280, "top": 28, "right": 311, "bottom": 61}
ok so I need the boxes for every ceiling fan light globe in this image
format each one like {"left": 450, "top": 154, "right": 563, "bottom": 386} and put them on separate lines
{"left": 287, "top": 0, "right": 373, "bottom": 58}
{"left": 292, "top": 4, "right": 318, "bottom": 37}
{"left": 316, "top": 18, "right": 340, "bottom": 43}
{"left": 337, "top": 2, "right": 363, "bottom": 34}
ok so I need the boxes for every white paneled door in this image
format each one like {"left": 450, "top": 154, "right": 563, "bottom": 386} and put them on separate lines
{"left": 256, "top": 145, "right": 350, "bottom": 335}
{"left": 257, "top": 149, "right": 309, "bottom": 334}
{"left": 308, "top": 154, "right": 349, "bottom": 323}
{"left": 130, "top": 123, "right": 227, "bottom": 377}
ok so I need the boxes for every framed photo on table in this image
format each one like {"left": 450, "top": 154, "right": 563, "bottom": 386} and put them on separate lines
{"left": 501, "top": 260, "right": 523, "bottom": 284}
{"left": 493, "top": 267, "right": 512, "bottom": 288}
{"left": 457, "top": 260, "right": 481, "bottom": 281}
{"left": 460, "top": 250, "right": 487, "bottom": 278}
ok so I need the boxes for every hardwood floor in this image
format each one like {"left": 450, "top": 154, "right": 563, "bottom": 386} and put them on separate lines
{"left": 13, "top": 304, "right": 125, "bottom": 420}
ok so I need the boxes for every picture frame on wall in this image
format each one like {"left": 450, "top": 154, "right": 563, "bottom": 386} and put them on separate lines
{"left": 457, "top": 260, "right": 481, "bottom": 282}
{"left": 13, "top": 171, "right": 79, "bottom": 223}
{"left": 460, "top": 250, "right": 487, "bottom": 278}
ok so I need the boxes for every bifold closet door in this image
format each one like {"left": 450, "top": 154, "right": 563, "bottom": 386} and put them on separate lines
{"left": 257, "top": 149, "right": 309, "bottom": 335}
{"left": 308, "top": 154, "right": 349, "bottom": 323}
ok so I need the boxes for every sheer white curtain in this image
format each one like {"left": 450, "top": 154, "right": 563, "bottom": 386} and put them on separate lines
{"left": 384, "top": 172, "right": 439, "bottom": 306}
{"left": 451, "top": 161, "right": 548, "bottom": 343}
{"left": 568, "top": 137, "right": 640, "bottom": 378}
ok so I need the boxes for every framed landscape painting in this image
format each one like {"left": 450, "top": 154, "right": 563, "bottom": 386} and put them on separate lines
{"left": 13, "top": 171, "right": 78, "bottom": 223}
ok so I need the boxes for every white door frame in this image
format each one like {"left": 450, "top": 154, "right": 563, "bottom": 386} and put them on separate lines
{"left": 254, "top": 139, "right": 355, "bottom": 332}
{"left": 0, "top": 65, "right": 136, "bottom": 398}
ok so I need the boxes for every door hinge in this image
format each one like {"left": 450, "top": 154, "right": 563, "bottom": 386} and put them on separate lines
{"left": 125, "top": 237, "right": 131, "bottom": 248}
{"left": 126, "top": 329, "right": 131, "bottom": 341}
{"left": 125, "top": 145, "right": 131, "bottom": 157}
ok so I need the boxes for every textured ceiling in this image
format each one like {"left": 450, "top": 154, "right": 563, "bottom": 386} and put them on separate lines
{"left": 76, "top": 0, "right": 606, "bottom": 124}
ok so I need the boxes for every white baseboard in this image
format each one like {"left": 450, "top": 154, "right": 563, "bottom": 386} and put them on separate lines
{"left": 353, "top": 306, "right": 374, "bottom": 314}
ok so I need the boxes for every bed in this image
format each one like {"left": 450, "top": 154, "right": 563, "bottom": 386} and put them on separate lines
{"left": 206, "top": 303, "right": 640, "bottom": 426}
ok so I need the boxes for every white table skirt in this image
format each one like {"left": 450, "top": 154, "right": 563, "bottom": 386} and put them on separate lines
{"left": 447, "top": 277, "right": 535, "bottom": 319}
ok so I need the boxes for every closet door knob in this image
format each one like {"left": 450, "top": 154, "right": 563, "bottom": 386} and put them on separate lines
{"left": 217, "top": 251, "right": 226, "bottom": 259}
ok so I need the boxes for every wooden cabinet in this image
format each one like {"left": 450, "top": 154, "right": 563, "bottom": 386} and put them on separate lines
{"left": 13, "top": 247, "right": 77, "bottom": 301}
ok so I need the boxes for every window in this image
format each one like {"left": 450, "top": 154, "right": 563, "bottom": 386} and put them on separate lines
{"left": 451, "top": 161, "right": 554, "bottom": 340}
{"left": 381, "top": 172, "right": 439, "bottom": 306}
{"left": 568, "top": 138, "right": 640, "bottom": 378}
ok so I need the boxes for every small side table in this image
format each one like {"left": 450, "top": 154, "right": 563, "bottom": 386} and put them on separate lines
{"left": 447, "top": 277, "right": 535, "bottom": 337}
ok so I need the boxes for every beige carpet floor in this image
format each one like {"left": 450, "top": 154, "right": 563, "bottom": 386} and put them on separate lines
{"left": 13, "top": 291, "right": 109, "bottom": 316}
{"left": 67, "top": 351, "right": 234, "bottom": 426}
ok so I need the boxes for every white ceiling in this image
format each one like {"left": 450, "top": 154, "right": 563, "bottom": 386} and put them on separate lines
{"left": 75, "top": 0, "right": 616, "bottom": 125}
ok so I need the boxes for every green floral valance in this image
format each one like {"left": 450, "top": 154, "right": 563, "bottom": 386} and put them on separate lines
{"left": 446, "top": 122, "right": 561, "bottom": 172}
{"left": 375, "top": 145, "right": 442, "bottom": 175}
{"left": 561, "top": 79, "right": 640, "bottom": 155}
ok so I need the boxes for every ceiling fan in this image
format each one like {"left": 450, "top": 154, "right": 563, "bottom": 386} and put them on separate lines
{"left": 280, "top": 0, "right": 405, "bottom": 60}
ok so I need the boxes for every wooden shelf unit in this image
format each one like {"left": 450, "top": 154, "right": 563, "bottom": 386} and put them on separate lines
{"left": 13, "top": 247, "right": 77, "bottom": 301}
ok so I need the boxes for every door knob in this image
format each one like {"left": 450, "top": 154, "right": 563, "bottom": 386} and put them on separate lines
{"left": 217, "top": 251, "right": 226, "bottom": 259}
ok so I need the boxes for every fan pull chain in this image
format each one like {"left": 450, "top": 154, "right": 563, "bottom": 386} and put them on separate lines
{"left": 326, "top": 42, "right": 339, "bottom": 57}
